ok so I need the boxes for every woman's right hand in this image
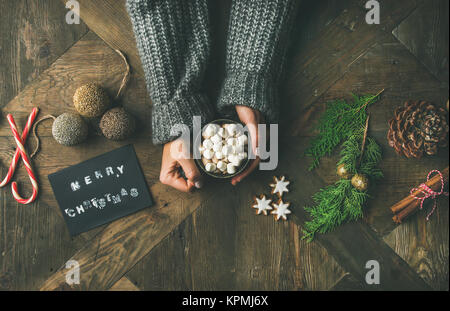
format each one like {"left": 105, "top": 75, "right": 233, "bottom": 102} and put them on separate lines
{"left": 160, "top": 139, "right": 203, "bottom": 192}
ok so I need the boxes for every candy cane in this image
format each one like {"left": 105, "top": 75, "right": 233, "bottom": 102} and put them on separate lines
{"left": 0, "top": 108, "right": 39, "bottom": 188}
{"left": 4, "top": 112, "right": 39, "bottom": 204}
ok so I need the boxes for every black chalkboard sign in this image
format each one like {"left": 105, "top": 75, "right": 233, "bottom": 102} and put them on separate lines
{"left": 48, "top": 145, "right": 153, "bottom": 236}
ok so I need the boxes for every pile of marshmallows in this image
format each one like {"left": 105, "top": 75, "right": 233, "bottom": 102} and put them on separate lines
{"left": 199, "top": 123, "right": 248, "bottom": 175}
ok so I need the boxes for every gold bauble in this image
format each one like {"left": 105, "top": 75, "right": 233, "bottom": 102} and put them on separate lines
{"left": 73, "top": 83, "right": 110, "bottom": 117}
{"left": 336, "top": 163, "right": 352, "bottom": 179}
{"left": 351, "top": 174, "right": 369, "bottom": 191}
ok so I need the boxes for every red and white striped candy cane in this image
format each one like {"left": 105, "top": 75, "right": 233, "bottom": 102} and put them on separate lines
{"left": 4, "top": 111, "right": 39, "bottom": 204}
{"left": 0, "top": 108, "right": 38, "bottom": 188}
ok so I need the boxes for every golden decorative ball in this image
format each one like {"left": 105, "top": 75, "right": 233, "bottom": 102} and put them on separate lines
{"left": 73, "top": 83, "right": 110, "bottom": 117}
{"left": 351, "top": 174, "right": 369, "bottom": 191}
{"left": 336, "top": 163, "right": 352, "bottom": 179}
{"left": 100, "top": 107, "right": 136, "bottom": 141}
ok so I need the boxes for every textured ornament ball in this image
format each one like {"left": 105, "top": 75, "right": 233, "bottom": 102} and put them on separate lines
{"left": 336, "top": 163, "right": 352, "bottom": 179}
{"left": 73, "top": 83, "right": 110, "bottom": 117}
{"left": 100, "top": 107, "right": 136, "bottom": 140}
{"left": 351, "top": 174, "right": 369, "bottom": 191}
{"left": 52, "top": 113, "right": 88, "bottom": 146}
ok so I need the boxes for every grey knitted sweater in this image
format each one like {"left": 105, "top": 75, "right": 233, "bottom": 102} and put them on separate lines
{"left": 126, "top": 0, "right": 297, "bottom": 145}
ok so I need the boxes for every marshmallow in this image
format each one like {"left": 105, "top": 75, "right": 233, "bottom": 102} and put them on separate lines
{"left": 228, "top": 154, "right": 241, "bottom": 167}
{"left": 202, "top": 157, "right": 211, "bottom": 166}
{"left": 227, "top": 163, "right": 237, "bottom": 175}
{"left": 226, "top": 137, "right": 237, "bottom": 146}
{"left": 237, "top": 134, "right": 248, "bottom": 145}
{"left": 234, "top": 143, "right": 245, "bottom": 154}
{"left": 212, "top": 142, "right": 223, "bottom": 153}
{"left": 237, "top": 152, "right": 247, "bottom": 161}
{"left": 217, "top": 161, "right": 227, "bottom": 172}
{"left": 226, "top": 124, "right": 237, "bottom": 136}
{"left": 198, "top": 145, "right": 205, "bottom": 153}
{"left": 203, "top": 124, "right": 219, "bottom": 138}
{"left": 202, "top": 139, "right": 213, "bottom": 150}
{"left": 205, "top": 162, "right": 216, "bottom": 172}
{"left": 203, "top": 149, "right": 214, "bottom": 160}
{"left": 222, "top": 145, "right": 233, "bottom": 156}
{"left": 215, "top": 151, "right": 224, "bottom": 159}
{"left": 210, "top": 134, "right": 222, "bottom": 144}
{"left": 227, "top": 154, "right": 236, "bottom": 163}
{"left": 218, "top": 127, "right": 229, "bottom": 139}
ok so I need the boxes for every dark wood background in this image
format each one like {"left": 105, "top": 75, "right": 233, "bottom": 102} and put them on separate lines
{"left": 0, "top": 0, "right": 448, "bottom": 291}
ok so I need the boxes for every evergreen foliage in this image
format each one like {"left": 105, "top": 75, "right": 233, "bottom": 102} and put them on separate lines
{"left": 305, "top": 94, "right": 381, "bottom": 170}
{"left": 302, "top": 94, "right": 384, "bottom": 242}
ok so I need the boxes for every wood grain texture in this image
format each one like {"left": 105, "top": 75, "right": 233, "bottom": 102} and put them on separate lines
{"left": 0, "top": 30, "right": 212, "bottom": 291}
{"left": 393, "top": 0, "right": 449, "bottom": 83}
{"left": 0, "top": 0, "right": 89, "bottom": 290}
{"left": 109, "top": 277, "right": 140, "bottom": 291}
{"left": 295, "top": 33, "right": 449, "bottom": 289}
{"left": 314, "top": 35, "right": 449, "bottom": 236}
{"left": 0, "top": 32, "right": 125, "bottom": 290}
{"left": 274, "top": 137, "right": 432, "bottom": 291}
{"left": 2, "top": 0, "right": 448, "bottom": 291}
{"left": 383, "top": 195, "right": 449, "bottom": 290}
{"left": 60, "top": 0, "right": 144, "bottom": 76}
{"left": 283, "top": 0, "right": 420, "bottom": 133}
{"left": 0, "top": 0, "right": 88, "bottom": 107}
{"left": 126, "top": 176, "right": 345, "bottom": 290}
{"left": 330, "top": 273, "right": 365, "bottom": 291}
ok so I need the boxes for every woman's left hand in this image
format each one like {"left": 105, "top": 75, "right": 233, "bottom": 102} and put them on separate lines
{"left": 232, "top": 105, "right": 264, "bottom": 186}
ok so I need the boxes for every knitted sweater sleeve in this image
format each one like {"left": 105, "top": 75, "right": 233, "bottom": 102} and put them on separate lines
{"left": 126, "top": 0, "right": 214, "bottom": 145}
{"left": 217, "top": 0, "right": 298, "bottom": 123}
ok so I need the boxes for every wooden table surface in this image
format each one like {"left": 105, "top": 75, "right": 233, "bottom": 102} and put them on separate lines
{"left": 0, "top": 0, "right": 448, "bottom": 291}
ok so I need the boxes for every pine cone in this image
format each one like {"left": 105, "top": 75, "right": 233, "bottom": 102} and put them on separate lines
{"left": 387, "top": 101, "right": 449, "bottom": 158}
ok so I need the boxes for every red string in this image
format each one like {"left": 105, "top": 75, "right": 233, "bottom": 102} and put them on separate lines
{"left": 410, "top": 170, "right": 448, "bottom": 221}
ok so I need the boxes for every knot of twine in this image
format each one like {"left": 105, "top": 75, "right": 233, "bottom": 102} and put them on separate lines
{"left": 410, "top": 170, "right": 448, "bottom": 221}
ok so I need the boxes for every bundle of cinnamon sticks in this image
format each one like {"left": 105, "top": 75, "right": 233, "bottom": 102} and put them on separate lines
{"left": 391, "top": 167, "right": 449, "bottom": 224}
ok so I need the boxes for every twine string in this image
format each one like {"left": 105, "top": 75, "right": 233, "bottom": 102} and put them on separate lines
{"left": 114, "top": 49, "right": 131, "bottom": 100}
{"left": 410, "top": 170, "right": 449, "bottom": 220}
{"left": 30, "top": 115, "right": 56, "bottom": 159}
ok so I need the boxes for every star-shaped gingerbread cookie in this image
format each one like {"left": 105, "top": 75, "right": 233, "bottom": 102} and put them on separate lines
{"left": 271, "top": 200, "right": 291, "bottom": 221}
{"left": 269, "top": 176, "right": 290, "bottom": 197}
{"left": 252, "top": 195, "right": 273, "bottom": 215}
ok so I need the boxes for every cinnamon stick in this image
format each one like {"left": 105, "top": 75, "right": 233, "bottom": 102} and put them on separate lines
{"left": 391, "top": 167, "right": 449, "bottom": 224}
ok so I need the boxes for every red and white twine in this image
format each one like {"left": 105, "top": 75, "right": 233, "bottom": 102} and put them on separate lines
{"left": 410, "top": 170, "right": 448, "bottom": 221}
{"left": 0, "top": 108, "right": 39, "bottom": 204}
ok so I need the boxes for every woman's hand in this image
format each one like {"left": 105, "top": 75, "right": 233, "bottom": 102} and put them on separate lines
{"left": 232, "top": 105, "right": 263, "bottom": 186}
{"left": 160, "top": 139, "right": 203, "bottom": 192}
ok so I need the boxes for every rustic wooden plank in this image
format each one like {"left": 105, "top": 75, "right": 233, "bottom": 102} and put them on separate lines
{"left": 0, "top": 28, "right": 212, "bottom": 290}
{"left": 124, "top": 225, "right": 192, "bottom": 290}
{"left": 60, "top": 0, "right": 144, "bottom": 76}
{"left": 0, "top": 0, "right": 88, "bottom": 108}
{"left": 300, "top": 32, "right": 448, "bottom": 289}
{"left": 0, "top": 31, "right": 145, "bottom": 290}
{"left": 392, "top": 0, "right": 449, "bottom": 83}
{"left": 283, "top": 0, "right": 421, "bottom": 132}
{"left": 275, "top": 136, "right": 432, "bottom": 290}
{"left": 0, "top": 0, "right": 89, "bottom": 290}
{"left": 313, "top": 36, "right": 449, "bottom": 236}
{"left": 109, "top": 277, "right": 140, "bottom": 291}
{"left": 0, "top": 32, "right": 124, "bottom": 290}
{"left": 126, "top": 171, "right": 345, "bottom": 291}
{"left": 330, "top": 273, "right": 365, "bottom": 291}
{"left": 39, "top": 183, "right": 216, "bottom": 290}
{"left": 291, "top": 0, "right": 352, "bottom": 54}
{"left": 383, "top": 196, "right": 449, "bottom": 290}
